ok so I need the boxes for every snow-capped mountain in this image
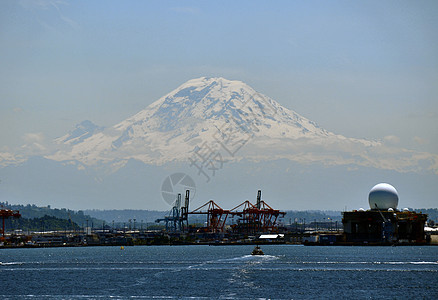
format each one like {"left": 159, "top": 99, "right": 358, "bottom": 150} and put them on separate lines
{"left": 48, "top": 77, "right": 375, "bottom": 166}
{"left": 44, "top": 76, "right": 437, "bottom": 174}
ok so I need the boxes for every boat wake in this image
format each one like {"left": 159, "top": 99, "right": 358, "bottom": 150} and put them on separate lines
{"left": 218, "top": 254, "right": 279, "bottom": 262}
{"left": 0, "top": 262, "right": 23, "bottom": 266}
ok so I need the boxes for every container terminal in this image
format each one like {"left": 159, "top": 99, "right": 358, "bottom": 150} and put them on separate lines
{"left": 1, "top": 184, "right": 437, "bottom": 248}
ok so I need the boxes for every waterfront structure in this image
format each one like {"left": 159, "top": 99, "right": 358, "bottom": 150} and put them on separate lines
{"left": 342, "top": 183, "right": 428, "bottom": 245}
{"left": 163, "top": 190, "right": 286, "bottom": 234}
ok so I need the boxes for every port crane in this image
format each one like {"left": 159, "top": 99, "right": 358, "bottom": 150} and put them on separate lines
{"left": 156, "top": 189, "right": 285, "bottom": 234}
{"left": 155, "top": 190, "right": 190, "bottom": 232}
{"left": 0, "top": 207, "right": 21, "bottom": 240}
{"left": 188, "top": 190, "right": 286, "bottom": 234}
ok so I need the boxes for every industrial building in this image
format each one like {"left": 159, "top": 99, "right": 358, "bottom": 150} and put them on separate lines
{"left": 342, "top": 183, "right": 428, "bottom": 245}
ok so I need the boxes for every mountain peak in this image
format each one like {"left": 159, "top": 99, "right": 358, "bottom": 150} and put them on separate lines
{"left": 180, "top": 76, "right": 246, "bottom": 89}
{"left": 114, "top": 76, "right": 323, "bottom": 138}
{"left": 55, "top": 120, "right": 104, "bottom": 146}
{"left": 169, "top": 76, "right": 251, "bottom": 103}
{"left": 113, "top": 76, "right": 263, "bottom": 133}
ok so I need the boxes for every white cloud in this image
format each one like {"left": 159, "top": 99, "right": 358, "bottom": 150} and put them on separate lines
{"left": 20, "top": 132, "right": 53, "bottom": 156}
{"left": 384, "top": 135, "right": 400, "bottom": 145}
{"left": 413, "top": 136, "right": 428, "bottom": 145}
{"left": 23, "top": 132, "right": 45, "bottom": 144}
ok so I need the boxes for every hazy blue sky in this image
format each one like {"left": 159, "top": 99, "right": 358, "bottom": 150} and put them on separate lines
{"left": 1, "top": 0, "right": 437, "bottom": 154}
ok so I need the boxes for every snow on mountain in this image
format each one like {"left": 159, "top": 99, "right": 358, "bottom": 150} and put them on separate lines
{"left": 55, "top": 120, "right": 105, "bottom": 146}
{"left": 47, "top": 77, "right": 437, "bottom": 174}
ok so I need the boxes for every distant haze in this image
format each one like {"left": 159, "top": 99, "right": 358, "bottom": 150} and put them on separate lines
{"left": 1, "top": 77, "right": 437, "bottom": 211}
{"left": 0, "top": 1, "right": 437, "bottom": 211}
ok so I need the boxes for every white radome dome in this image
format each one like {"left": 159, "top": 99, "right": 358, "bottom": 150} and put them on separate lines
{"left": 368, "top": 183, "right": 399, "bottom": 210}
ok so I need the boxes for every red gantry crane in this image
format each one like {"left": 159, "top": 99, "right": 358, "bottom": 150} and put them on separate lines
{"left": 0, "top": 207, "right": 21, "bottom": 240}
{"left": 190, "top": 200, "right": 230, "bottom": 233}
{"left": 189, "top": 190, "right": 285, "bottom": 234}
{"left": 230, "top": 190, "right": 286, "bottom": 234}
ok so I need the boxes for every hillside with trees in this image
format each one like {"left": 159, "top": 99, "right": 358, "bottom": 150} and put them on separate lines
{"left": 1, "top": 202, "right": 103, "bottom": 232}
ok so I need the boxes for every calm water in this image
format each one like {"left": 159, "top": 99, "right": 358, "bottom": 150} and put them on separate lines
{"left": 0, "top": 245, "right": 437, "bottom": 299}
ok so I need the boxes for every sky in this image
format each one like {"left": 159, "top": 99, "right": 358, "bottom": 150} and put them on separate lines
{"left": 1, "top": 0, "right": 437, "bottom": 156}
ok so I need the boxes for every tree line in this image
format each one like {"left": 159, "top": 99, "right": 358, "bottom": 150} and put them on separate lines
{"left": 1, "top": 202, "right": 104, "bottom": 232}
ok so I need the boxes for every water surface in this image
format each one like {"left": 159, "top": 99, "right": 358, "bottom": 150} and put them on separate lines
{"left": 1, "top": 245, "right": 437, "bottom": 299}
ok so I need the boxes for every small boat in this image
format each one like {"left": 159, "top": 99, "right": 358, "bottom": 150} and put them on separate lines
{"left": 251, "top": 245, "right": 264, "bottom": 255}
